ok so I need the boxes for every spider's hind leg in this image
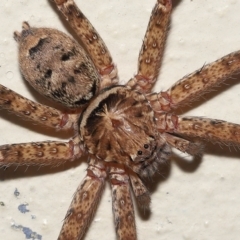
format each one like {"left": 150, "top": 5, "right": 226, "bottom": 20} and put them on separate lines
{"left": 175, "top": 117, "right": 240, "bottom": 147}
{"left": 155, "top": 113, "right": 240, "bottom": 148}
{"left": 53, "top": 0, "right": 118, "bottom": 89}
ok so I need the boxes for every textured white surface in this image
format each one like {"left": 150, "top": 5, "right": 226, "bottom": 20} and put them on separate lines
{"left": 0, "top": 0, "right": 240, "bottom": 239}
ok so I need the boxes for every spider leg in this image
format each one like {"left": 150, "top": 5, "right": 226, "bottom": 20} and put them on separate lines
{"left": 156, "top": 113, "right": 240, "bottom": 147}
{"left": 53, "top": 0, "right": 118, "bottom": 89}
{"left": 109, "top": 166, "right": 137, "bottom": 240}
{"left": 147, "top": 50, "right": 240, "bottom": 112}
{"left": 0, "top": 137, "right": 82, "bottom": 167}
{"left": 127, "top": 0, "right": 172, "bottom": 93}
{"left": 176, "top": 117, "right": 240, "bottom": 146}
{"left": 0, "top": 84, "right": 78, "bottom": 130}
{"left": 58, "top": 159, "right": 106, "bottom": 240}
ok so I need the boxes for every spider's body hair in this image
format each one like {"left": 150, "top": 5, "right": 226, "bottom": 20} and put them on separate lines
{"left": 1, "top": 0, "right": 240, "bottom": 239}
{"left": 79, "top": 85, "right": 171, "bottom": 178}
{"left": 14, "top": 22, "right": 100, "bottom": 108}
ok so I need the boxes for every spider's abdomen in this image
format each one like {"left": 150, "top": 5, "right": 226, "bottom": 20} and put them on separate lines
{"left": 79, "top": 86, "right": 171, "bottom": 177}
{"left": 14, "top": 22, "right": 100, "bottom": 108}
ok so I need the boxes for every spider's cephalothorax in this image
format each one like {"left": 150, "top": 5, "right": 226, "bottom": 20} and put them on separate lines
{"left": 79, "top": 85, "right": 171, "bottom": 178}
{"left": 1, "top": 0, "right": 240, "bottom": 239}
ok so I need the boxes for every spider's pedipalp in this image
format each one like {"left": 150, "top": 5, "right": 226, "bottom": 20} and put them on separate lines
{"left": 127, "top": 0, "right": 172, "bottom": 93}
{"left": 0, "top": 138, "right": 82, "bottom": 167}
{"left": 53, "top": 0, "right": 118, "bottom": 89}
{"left": 109, "top": 166, "right": 137, "bottom": 240}
{"left": 0, "top": 84, "right": 77, "bottom": 130}
{"left": 129, "top": 172, "right": 151, "bottom": 209}
{"left": 164, "top": 133, "right": 204, "bottom": 156}
{"left": 58, "top": 158, "right": 106, "bottom": 240}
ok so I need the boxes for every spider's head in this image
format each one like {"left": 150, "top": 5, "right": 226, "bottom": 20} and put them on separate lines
{"left": 130, "top": 138, "right": 171, "bottom": 178}
{"left": 79, "top": 85, "right": 171, "bottom": 178}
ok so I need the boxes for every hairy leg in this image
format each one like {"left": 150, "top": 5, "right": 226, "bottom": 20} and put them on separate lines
{"left": 0, "top": 137, "right": 82, "bottom": 167}
{"left": 109, "top": 166, "right": 137, "bottom": 240}
{"left": 53, "top": 0, "right": 118, "bottom": 89}
{"left": 147, "top": 50, "right": 240, "bottom": 112}
{"left": 0, "top": 84, "right": 78, "bottom": 130}
{"left": 58, "top": 159, "right": 106, "bottom": 240}
{"left": 155, "top": 112, "right": 240, "bottom": 147}
{"left": 176, "top": 117, "right": 240, "bottom": 146}
{"left": 127, "top": 0, "right": 172, "bottom": 93}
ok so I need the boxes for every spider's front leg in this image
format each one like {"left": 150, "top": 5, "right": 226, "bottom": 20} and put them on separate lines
{"left": 53, "top": 0, "right": 118, "bottom": 89}
{"left": 155, "top": 112, "right": 240, "bottom": 151}
{"left": 147, "top": 50, "right": 240, "bottom": 112}
{"left": 58, "top": 158, "right": 106, "bottom": 240}
{"left": 127, "top": 0, "right": 172, "bottom": 93}
{"left": 176, "top": 117, "right": 240, "bottom": 146}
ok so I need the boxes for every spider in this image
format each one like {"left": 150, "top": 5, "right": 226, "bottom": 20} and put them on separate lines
{"left": 1, "top": 1, "right": 239, "bottom": 239}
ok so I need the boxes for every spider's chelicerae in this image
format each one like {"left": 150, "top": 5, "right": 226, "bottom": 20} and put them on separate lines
{"left": 1, "top": 0, "right": 240, "bottom": 239}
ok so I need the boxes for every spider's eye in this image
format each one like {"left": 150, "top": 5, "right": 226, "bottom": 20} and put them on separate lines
{"left": 144, "top": 144, "right": 149, "bottom": 149}
{"left": 137, "top": 150, "right": 142, "bottom": 155}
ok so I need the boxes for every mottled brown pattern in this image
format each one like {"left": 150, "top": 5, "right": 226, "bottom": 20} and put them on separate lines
{"left": 54, "top": 0, "right": 118, "bottom": 88}
{"left": 128, "top": 0, "right": 172, "bottom": 93}
{"left": 0, "top": 140, "right": 81, "bottom": 166}
{"left": 15, "top": 22, "right": 99, "bottom": 108}
{"left": 0, "top": 85, "right": 77, "bottom": 130}
{"left": 129, "top": 172, "right": 151, "bottom": 208}
{"left": 164, "top": 133, "right": 204, "bottom": 156}
{"left": 109, "top": 166, "right": 137, "bottom": 240}
{"left": 0, "top": 0, "right": 240, "bottom": 239}
{"left": 147, "top": 51, "right": 240, "bottom": 112}
{"left": 176, "top": 117, "right": 240, "bottom": 145}
{"left": 79, "top": 86, "right": 162, "bottom": 177}
{"left": 167, "top": 51, "right": 240, "bottom": 108}
{"left": 58, "top": 159, "right": 106, "bottom": 240}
